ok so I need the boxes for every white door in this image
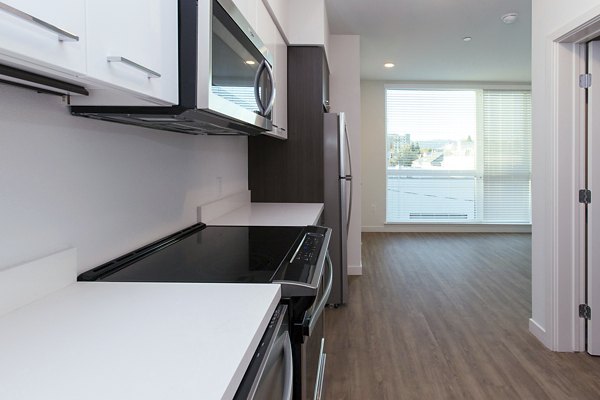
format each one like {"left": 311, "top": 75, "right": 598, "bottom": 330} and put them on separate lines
{"left": 587, "top": 40, "right": 600, "bottom": 355}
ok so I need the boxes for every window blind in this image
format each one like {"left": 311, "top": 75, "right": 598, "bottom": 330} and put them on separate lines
{"left": 386, "top": 90, "right": 478, "bottom": 222}
{"left": 482, "top": 90, "right": 532, "bottom": 223}
{"left": 385, "top": 88, "right": 531, "bottom": 224}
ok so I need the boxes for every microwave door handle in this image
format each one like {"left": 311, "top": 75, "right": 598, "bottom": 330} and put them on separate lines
{"left": 264, "top": 61, "right": 276, "bottom": 115}
{"left": 282, "top": 331, "right": 293, "bottom": 400}
{"left": 253, "top": 60, "right": 267, "bottom": 114}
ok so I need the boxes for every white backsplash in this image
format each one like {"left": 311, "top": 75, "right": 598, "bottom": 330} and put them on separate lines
{"left": 0, "top": 84, "right": 248, "bottom": 272}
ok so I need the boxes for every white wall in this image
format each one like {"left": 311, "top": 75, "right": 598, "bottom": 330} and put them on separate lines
{"left": 360, "top": 80, "right": 386, "bottom": 231}
{"left": 0, "top": 84, "right": 248, "bottom": 272}
{"left": 328, "top": 35, "right": 362, "bottom": 274}
{"left": 530, "top": 0, "right": 600, "bottom": 349}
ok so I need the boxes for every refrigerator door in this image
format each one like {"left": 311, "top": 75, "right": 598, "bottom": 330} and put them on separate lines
{"left": 339, "top": 113, "right": 353, "bottom": 234}
{"left": 327, "top": 177, "right": 349, "bottom": 305}
{"left": 338, "top": 113, "right": 348, "bottom": 177}
{"left": 323, "top": 112, "right": 349, "bottom": 305}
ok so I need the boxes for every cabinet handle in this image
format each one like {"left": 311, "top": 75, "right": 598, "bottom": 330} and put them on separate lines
{"left": 106, "top": 56, "right": 161, "bottom": 79}
{"left": 0, "top": 2, "right": 79, "bottom": 42}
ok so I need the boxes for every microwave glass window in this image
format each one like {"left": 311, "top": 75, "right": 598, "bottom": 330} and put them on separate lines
{"left": 211, "top": 1, "right": 273, "bottom": 117}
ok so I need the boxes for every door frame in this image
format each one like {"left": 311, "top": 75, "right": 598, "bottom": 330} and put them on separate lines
{"left": 534, "top": 11, "right": 600, "bottom": 352}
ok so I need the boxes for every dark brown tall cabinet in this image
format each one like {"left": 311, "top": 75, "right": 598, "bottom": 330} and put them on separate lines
{"left": 248, "top": 46, "right": 329, "bottom": 202}
{"left": 248, "top": 47, "right": 331, "bottom": 400}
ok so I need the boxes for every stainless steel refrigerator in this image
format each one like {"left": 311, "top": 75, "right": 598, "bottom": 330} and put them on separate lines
{"left": 324, "top": 112, "right": 353, "bottom": 306}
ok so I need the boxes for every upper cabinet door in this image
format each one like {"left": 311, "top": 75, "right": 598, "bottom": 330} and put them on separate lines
{"left": 255, "top": 1, "right": 275, "bottom": 53}
{"left": 256, "top": 0, "right": 286, "bottom": 139}
{"left": 231, "top": 0, "right": 257, "bottom": 29}
{"left": 84, "top": 0, "right": 178, "bottom": 105}
{"left": 273, "top": 28, "right": 287, "bottom": 138}
{"left": 262, "top": 0, "right": 288, "bottom": 40}
{"left": 0, "top": 0, "right": 86, "bottom": 75}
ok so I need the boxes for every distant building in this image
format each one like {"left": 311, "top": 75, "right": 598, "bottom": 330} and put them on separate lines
{"left": 389, "top": 134, "right": 411, "bottom": 153}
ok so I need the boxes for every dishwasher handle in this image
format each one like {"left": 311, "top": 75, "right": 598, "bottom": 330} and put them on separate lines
{"left": 282, "top": 332, "right": 293, "bottom": 400}
{"left": 313, "top": 338, "right": 327, "bottom": 400}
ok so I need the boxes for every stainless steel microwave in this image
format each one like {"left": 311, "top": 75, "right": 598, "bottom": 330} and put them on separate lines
{"left": 71, "top": 0, "right": 276, "bottom": 136}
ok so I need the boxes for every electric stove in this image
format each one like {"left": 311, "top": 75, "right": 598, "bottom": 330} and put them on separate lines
{"left": 78, "top": 223, "right": 331, "bottom": 298}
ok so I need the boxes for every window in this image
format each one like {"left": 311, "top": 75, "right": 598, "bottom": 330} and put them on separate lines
{"left": 385, "top": 88, "right": 531, "bottom": 224}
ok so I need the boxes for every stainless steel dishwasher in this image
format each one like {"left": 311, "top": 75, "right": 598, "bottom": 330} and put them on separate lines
{"left": 235, "top": 304, "right": 293, "bottom": 400}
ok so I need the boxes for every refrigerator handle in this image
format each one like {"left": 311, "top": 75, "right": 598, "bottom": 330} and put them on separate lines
{"left": 347, "top": 177, "right": 353, "bottom": 235}
{"left": 344, "top": 125, "right": 353, "bottom": 178}
{"left": 344, "top": 124, "right": 353, "bottom": 235}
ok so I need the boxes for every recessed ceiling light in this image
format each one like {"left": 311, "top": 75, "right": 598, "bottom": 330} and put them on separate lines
{"left": 384, "top": 62, "right": 395, "bottom": 68}
{"left": 463, "top": 37, "right": 472, "bottom": 42}
{"left": 501, "top": 13, "right": 518, "bottom": 24}
{"left": 244, "top": 60, "right": 256, "bottom": 65}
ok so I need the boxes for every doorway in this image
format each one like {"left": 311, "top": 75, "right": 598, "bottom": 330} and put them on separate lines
{"left": 585, "top": 40, "right": 600, "bottom": 355}
{"left": 537, "top": 11, "right": 600, "bottom": 353}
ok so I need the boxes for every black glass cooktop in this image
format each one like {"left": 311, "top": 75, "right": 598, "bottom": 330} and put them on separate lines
{"left": 78, "top": 224, "right": 306, "bottom": 284}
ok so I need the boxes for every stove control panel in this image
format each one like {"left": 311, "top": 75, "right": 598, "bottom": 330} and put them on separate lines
{"left": 291, "top": 232, "right": 324, "bottom": 265}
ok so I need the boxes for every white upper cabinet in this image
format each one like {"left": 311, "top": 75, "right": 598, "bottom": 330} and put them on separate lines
{"left": 273, "top": 27, "right": 287, "bottom": 137}
{"left": 278, "top": 0, "right": 329, "bottom": 59}
{"left": 262, "top": 0, "right": 288, "bottom": 40}
{"left": 231, "top": 0, "right": 257, "bottom": 30}
{"left": 255, "top": 0, "right": 276, "bottom": 54}
{"left": 83, "top": 0, "right": 178, "bottom": 105}
{"left": 0, "top": 1, "right": 86, "bottom": 76}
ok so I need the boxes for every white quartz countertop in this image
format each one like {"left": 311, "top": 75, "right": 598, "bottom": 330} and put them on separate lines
{"left": 0, "top": 282, "right": 280, "bottom": 400}
{"left": 206, "top": 202, "right": 324, "bottom": 226}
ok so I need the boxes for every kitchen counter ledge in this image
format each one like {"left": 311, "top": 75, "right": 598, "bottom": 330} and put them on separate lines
{"left": 0, "top": 282, "right": 280, "bottom": 400}
{"left": 206, "top": 202, "right": 324, "bottom": 226}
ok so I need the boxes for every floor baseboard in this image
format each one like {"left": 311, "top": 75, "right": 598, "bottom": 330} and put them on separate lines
{"left": 348, "top": 264, "right": 362, "bottom": 276}
{"left": 529, "top": 318, "right": 550, "bottom": 348}
{"left": 362, "top": 224, "right": 532, "bottom": 233}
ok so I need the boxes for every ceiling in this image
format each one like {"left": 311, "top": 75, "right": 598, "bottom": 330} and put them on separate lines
{"left": 325, "top": 0, "right": 532, "bottom": 82}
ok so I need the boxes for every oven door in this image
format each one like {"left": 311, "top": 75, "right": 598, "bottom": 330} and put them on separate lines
{"left": 235, "top": 304, "right": 293, "bottom": 400}
{"left": 206, "top": 0, "right": 275, "bottom": 130}
{"left": 294, "top": 253, "right": 332, "bottom": 400}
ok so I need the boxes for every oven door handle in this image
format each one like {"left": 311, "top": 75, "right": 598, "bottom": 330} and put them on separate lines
{"left": 303, "top": 252, "right": 333, "bottom": 336}
{"left": 282, "top": 331, "right": 293, "bottom": 400}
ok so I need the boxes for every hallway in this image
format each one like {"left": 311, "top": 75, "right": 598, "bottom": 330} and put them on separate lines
{"left": 324, "top": 233, "right": 600, "bottom": 399}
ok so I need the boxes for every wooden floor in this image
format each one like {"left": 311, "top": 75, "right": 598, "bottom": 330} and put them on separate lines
{"left": 324, "top": 233, "right": 600, "bottom": 400}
